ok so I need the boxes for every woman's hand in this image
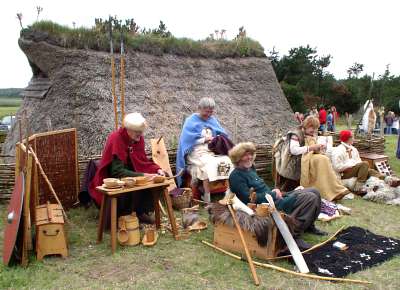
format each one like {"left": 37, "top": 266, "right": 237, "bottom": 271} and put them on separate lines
{"left": 309, "top": 144, "right": 323, "bottom": 152}
{"left": 205, "top": 136, "right": 214, "bottom": 143}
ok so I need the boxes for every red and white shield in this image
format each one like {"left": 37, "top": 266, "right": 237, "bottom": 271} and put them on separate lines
{"left": 3, "top": 173, "right": 25, "bottom": 266}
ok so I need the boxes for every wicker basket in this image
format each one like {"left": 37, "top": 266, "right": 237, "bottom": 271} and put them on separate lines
{"left": 171, "top": 188, "right": 192, "bottom": 210}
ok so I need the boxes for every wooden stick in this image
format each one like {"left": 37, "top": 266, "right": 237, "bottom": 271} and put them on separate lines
{"left": 26, "top": 145, "right": 68, "bottom": 221}
{"left": 112, "top": 56, "right": 118, "bottom": 130}
{"left": 120, "top": 55, "right": 125, "bottom": 124}
{"left": 227, "top": 204, "right": 260, "bottom": 286}
{"left": 202, "top": 241, "right": 371, "bottom": 285}
{"left": 267, "top": 226, "right": 345, "bottom": 261}
{"left": 192, "top": 198, "right": 209, "bottom": 205}
{"left": 120, "top": 27, "right": 125, "bottom": 124}
{"left": 158, "top": 200, "right": 167, "bottom": 216}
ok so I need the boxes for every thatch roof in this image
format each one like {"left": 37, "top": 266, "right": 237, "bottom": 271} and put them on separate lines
{"left": 3, "top": 33, "right": 295, "bottom": 157}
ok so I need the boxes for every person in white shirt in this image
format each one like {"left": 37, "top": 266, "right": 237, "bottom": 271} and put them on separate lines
{"left": 331, "top": 130, "right": 383, "bottom": 192}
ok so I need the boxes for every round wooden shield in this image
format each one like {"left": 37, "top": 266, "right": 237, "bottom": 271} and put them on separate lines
{"left": 3, "top": 173, "right": 25, "bottom": 266}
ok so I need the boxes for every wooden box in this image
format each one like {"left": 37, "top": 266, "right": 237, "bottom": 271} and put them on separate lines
{"left": 35, "top": 203, "right": 68, "bottom": 260}
{"left": 360, "top": 153, "right": 388, "bottom": 169}
{"left": 360, "top": 153, "right": 393, "bottom": 176}
{"left": 213, "top": 222, "right": 282, "bottom": 260}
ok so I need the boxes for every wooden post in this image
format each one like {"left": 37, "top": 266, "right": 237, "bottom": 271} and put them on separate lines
{"left": 111, "top": 197, "right": 117, "bottom": 253}
{"left": 380, "top": 110, "right": 384, "bottom": 137}
{"left": 162, "top": 187, "right": 179, "bottom": 239}
{"left": 97, "top": 195, "right": 106, "bottom": 243}
{"left": 348, "top": 114, "right": 352, "bottom": 130}
{"left": 234, "top": 117, "right": 238, "bottom": 144}
{"left": 227, "top": 203, "right": 260, "bottom": 286}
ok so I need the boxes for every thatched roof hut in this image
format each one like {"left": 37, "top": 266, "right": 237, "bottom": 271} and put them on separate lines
{"left": 3, "top": 29, "right": 295, "bottom": 157}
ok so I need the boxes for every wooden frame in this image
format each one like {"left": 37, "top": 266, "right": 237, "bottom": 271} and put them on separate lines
{"left": 26, "top": 128, "right": 79, "bottom": 209}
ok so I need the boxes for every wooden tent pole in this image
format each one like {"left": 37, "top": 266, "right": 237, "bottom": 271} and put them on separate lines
{"left": 202, "top": 241, "right": 371, "bottom": 285}
{"left": 109, "top": 16, "right": 118, "bottom": 130}
{"left": 119, "top": 27, "right": 125, "bottom": 124}
{"left": 227, "top": 202, "right": 260, "bottom": 286}
{"left": 268, "top": 226, "right": 345, "bottom": 261}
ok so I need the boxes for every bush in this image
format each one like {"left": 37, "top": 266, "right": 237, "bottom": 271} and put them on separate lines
{"left": 23, "top": 20, "right": 265, "bottom": 59}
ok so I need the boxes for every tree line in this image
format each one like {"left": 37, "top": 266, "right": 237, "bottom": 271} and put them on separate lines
{"left": 269, "top": 45, "right": 399, "bottom": 114}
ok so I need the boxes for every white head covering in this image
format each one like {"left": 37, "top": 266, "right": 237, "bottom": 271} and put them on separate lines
{"left": 123, "top": 113, "right": 147, "bottom": 131}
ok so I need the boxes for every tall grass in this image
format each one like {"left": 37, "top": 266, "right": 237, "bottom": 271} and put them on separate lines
{"left": 23, "top": 21, "right": 265, "bottom": 58}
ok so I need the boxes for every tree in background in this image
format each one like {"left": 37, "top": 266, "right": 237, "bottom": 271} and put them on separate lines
{"left": 269, "top": 46, "right": 399, "bottom": 114}
{"left": 347, "top": 62, "right": 364, "bottom": 78}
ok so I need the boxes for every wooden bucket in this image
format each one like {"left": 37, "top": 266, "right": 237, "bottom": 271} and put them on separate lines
{"left": 125, "top": 214, "right": 140, "bottom": 246}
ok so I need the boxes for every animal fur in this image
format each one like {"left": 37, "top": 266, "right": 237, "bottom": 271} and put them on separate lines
{"left": 181, "top": 207, "right": 200, "bottom": 228}
{"left": 362, "top": 176, "right": 400, "bottom": 205}
{"left": 207, "top": 203, "right": 296, "bottom": 247}
{"left": 228, "top": 142, "right": 256, "bottom": 165}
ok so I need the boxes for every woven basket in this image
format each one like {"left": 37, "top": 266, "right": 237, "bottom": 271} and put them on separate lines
{"left": 172, "top": 188, "right": 192, "bottom": 210}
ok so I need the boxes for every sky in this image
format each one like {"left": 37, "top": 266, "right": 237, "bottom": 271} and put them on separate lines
{"left": 1, "top": 0, "right": 399, "bottom": 88}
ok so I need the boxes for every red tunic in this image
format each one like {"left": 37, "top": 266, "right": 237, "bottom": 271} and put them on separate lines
{"left": 89, "top": 127, "right": 160, "bottom": 206}
{"left": 319, "top": 109, "right": 327, "bottom": 125}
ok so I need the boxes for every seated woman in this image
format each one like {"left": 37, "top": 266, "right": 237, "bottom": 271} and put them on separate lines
{"left": 176, "top": 97, "right": 233, "bottom": 202}
{"left": 289, "top": 116, "right": 350, "bottom": 201}
{"left": 89, "top": 113, "right": 166, "bottom": 223}
{"left": 229, "top": 142, "right": 325, "bottom": 237}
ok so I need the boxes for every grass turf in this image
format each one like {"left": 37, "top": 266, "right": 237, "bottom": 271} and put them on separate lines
{"left": 23, "top": 21, "right": 265, "bottom": 59}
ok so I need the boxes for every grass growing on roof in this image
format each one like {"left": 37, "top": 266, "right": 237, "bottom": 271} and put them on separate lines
{"left": 22, "top": 20, "right": 265, "bottom": 58}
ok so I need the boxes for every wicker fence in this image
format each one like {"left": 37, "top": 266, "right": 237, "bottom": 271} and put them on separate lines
{"left": 0, "top": 134, "right": 385, "bottom": 202}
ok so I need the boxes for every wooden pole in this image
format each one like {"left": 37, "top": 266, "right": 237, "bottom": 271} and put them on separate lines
{"left": 268, "top": 226, "right": 345, "bottom": 261}
{"left": 227, "top": 203, "right": 260, "bottom": 286}
{"left": 202, "top": 241, "right": 371, "bottom": 285}
{"left": 112, "top": 57, "right": 118, "bottom": 130}
{"left": 234, "top": 117, "right": 238, "bottom": 144}
{"left": 119, "top": 29, "right": 125, "bottom": 124}
{"left": 380, "top": 109, "right": 384, "bottom": 137}
{"left": 109, "top": 17, "right": 118, "bottom": 130}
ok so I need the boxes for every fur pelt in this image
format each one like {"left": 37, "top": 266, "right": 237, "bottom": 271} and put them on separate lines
{"left": 207, "top": 203, "right": 296, "bottom": 247}
{"left": 362, "top": 176, "right": 400, "bottom": 205}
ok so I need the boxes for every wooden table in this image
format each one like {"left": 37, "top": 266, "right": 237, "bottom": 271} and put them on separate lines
{"left": 96, "top": 181, "right": 178, "bottom": 253}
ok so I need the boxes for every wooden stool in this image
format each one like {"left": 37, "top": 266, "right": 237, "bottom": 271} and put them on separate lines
{"left": 35, "top": 203, "right": 68, "bottom": 260}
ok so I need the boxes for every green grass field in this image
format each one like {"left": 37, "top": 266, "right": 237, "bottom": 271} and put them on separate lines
{"left": 0, "top": 96, "right": 21, "bottom": 119}
{"left": 0, "top": 119, "right": 399, "bottom": 289}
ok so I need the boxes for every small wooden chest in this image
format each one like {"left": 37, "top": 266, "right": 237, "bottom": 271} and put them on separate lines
{"left": 213, "top": 222, "right": 283, "bottom": 260}
{"left": 35, "top": 203, "right": 68, "bottom": 260}
{"left": 360, "top": 153, "right": 393, "bottom": 176}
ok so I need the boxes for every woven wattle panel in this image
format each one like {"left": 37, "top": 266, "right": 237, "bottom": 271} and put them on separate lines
{"left": 32, "top": 129, "right": 78, "bottom": 209}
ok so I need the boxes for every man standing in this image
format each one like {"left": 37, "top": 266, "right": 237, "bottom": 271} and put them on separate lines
{"left": 331, "top": 130, "right": 384, "bottom": 192}
{"left": 318, "top": 105, "right": 327, "bottom": 132}
{"left": 385, "top": 111, "right": 394, "bottom": 134}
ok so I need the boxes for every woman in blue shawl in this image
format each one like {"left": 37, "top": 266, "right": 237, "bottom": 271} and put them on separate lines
{"left": 176, "top": 97, "right": 233, "bottom": 202}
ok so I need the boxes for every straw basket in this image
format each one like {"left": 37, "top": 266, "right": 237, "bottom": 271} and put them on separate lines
{"left": 172, "top": 188, "right": 192, "bottom": 210}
